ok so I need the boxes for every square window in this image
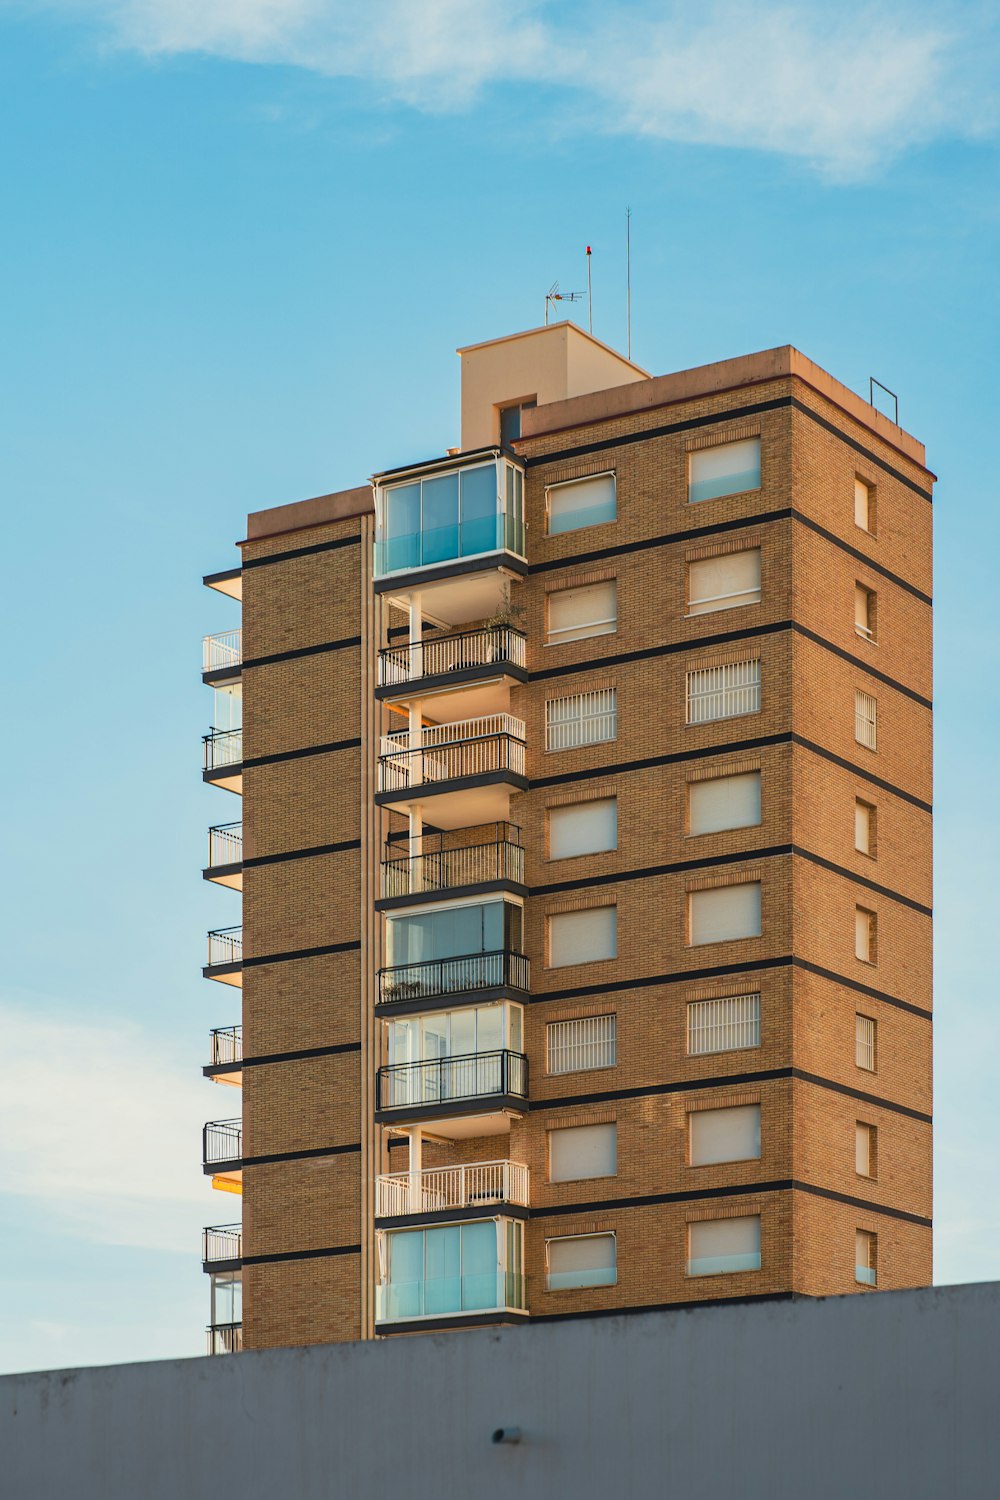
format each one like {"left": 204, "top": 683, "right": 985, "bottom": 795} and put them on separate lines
{"left": 547, "top": 906, "right": 617, "bottom": 967}
{"left": 546, "top": 1233, "right": 616, "bottom": 1290}
{"left": 546, "top": 474, "right": 616, "bottom": 535}
{"left": 689, "top": 884, "right": 761, "bottom": 946}
{"left": 687, "top": 550, "right": 761, "bottom": 615}
{"left": 546, "top": 581, "right": 617, "bottom": 645}
{"left": 689, "top": 439, "right": 761, "bottom": 504}
{"left": 549, "top": 1122, "right": 617, "bottom": 1182}
{"left": 688, "top": 771, "right": 761, "bottom": 836}
{"left": 689, "top": 1104, "right": 761, "bottom": 1166}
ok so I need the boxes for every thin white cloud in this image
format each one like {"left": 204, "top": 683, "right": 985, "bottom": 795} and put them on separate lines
{"left": 8, "top": 0, "right": 998, "bottom": 177}
{"left": 0, "top": 999, "right": 221, "bottom": 1254}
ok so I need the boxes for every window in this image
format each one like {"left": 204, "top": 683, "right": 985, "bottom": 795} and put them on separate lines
{"left": 548, "top": 798, "right": 618, "bottom": 860}
{"left": 499, "top": 399, "right": 535, "bottom": 446}
{"left": 855, "top": 799, "right": 876, "bottom": 857}
{"left": 687, "top": 993, "right": 761, "bottom": 1055}
{"left": 688, "top": 1215, "right": 761, "bottom": 1276}
{"left": 546, "top": 581, "right": 617, "bottom": 645}
{"left": 547, "top": 1015, "right": 617, "bottom": 1074}
{"left": 377, "top": 459, "right": 524, "bottom": 575}
{"left": 689, "top": 438, "right": 761, "bottom": 503}
{"left": 855, "top": 584, "right": 876, "bottom": 642}
{"left": 856, "top": 1229, "right": 877, "bottom": 1286}
{"left": 856, "top": 1014, "right": 877, "bottom": 1072}
{"left": 213, "top": 682, "right": 242, "bottom": 732}
{"left": 547, "top": 907, "right": 617, "bottom": 967}
{"left": 546, "top": 688, "right": 617, "bottom": 751}
{"left": 689, "top": 1104, "right": 761, "bottom": 1166}
{"left": 687, "top": 549, "right": 761, "bottom": 616}
{"left": 384, "top": 899, "right": 522, "bottom": 968}
{"left": 546, "top": 1233, "right": 616, "bottom": 1290}
{"left": 689, "top": 884, "right": 761, "bottom": 946}
{"left": 856, "top": 1122, "right": 877, "bottom": 1178}
{"left": 688, "top": 771, "right": 761, "bottom": 836}
{"left": 377, "top": 1220, "right": 522, "bottom": 1320}
{"left": 855, "top": 689, "right": 877, "bottom": 750}
{"left": 546, "top": 473, "right": 616, "bottom": 535}
{"left": 686, "top": 660, "right": 760, "bottom": 724}
{"left": 855, "top": 478, "right": 874, "bottom": 534}
{"left": 855, "top": 906, "right": 877, "bottom": 964}
{"left": 549, "top": 1122, "right": 617, "bottom": 1182}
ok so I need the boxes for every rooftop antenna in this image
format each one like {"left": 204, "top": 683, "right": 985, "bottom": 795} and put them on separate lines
{"left": 625, "top": 209, "right": 632, "bottom": 360}
{"left": 586, "top": 246, "right": 593, "bottom": 334}
{"left": 545, "top": 280, "right": 585, "bottom": 326}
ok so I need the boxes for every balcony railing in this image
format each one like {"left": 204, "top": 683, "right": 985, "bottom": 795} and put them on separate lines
{"left": 377, "top": 714, "right": 525, "bottom": 794}
{"left": 208, "top": 823, "right": 243, "bottom": 868}
{"left": 209, "top": 1024, "right": 243, "bottom": 1067}
{"left": 203, "top": 728, "right": 243, "bottom": 772}
{"left": 207, "top": 927, "right": 242, "bottom": 968}
{"left": 375, "top": 1160, "right": 529, "bottom": 1218}
{"left": 203, "top": 1118, "right": 242, "bottom": 1167}
{"left": 381, "top": 824, "right": 524, "bottom": 900}
{"left": 203, "top": 1223, "right": 243, "bottom": 1264}
{"left": 377, "top": 1049, "right": 528, "bottom": 1111}
{"left": 207, "top": 1323, "right": 243, "bottom": 1355}
{"left": 203, "top": 629, "right": 243, "bottom": 675}
{"left": 378, "top": 627, "right": 527, "bottom": 689}
{"left": 377, "top": 949, "right": 529, "bottom": 1005}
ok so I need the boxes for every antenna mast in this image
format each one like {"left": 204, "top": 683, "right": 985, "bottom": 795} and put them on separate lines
{"left": 626, "top": 209, "right": 632, "bottom": 360}
{"left": 586, "top": 246, "right": 593, "bottom": 334}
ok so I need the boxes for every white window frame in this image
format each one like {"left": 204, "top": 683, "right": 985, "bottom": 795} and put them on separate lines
{"left": 545, "top": 472, "right": 617, "bottom": 536}
{"left": 544, "top": 1232, "right": 617, "bottom": 1291}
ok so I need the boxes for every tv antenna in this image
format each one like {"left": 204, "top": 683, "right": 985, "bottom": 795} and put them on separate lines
{"left": 545, "top": 281, "right": 585, "bottom": 326}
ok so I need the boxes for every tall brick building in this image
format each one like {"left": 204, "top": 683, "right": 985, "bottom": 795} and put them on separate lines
{"left": 199, "top": 324, "right": 933, "bottom": 1351}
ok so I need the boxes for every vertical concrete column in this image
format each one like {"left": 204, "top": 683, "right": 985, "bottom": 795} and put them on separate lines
{"left": 407, "top": 1127, "right": 423, "bottom": 1214}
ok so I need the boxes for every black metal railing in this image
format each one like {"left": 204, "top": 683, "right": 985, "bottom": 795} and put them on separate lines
{"left": 203, "top": 1119, "right": 242, "bottom": 1168}
{"left": 206, "top": 927, "right": 242, "bottom": 967}
{"left": 203, "top": 728, "right": 243, "bottom": 772}
{"left": 377, "top": 949, "right": 529, "bottom": 1005}
{"left": 203, "top": 1224, "right": 243, "bottom": 1264}
{"left": 381, "top": 824, "right": 524, "bottom": 899}
{"left": 207, "top": 1323, "right": 243, "bottom": 1355}
{"left": 377, "top": 1049, "right": 528, "bottom": 1111}
{"left": 209, "top": 1024, "right": 243, "bottom": 1068}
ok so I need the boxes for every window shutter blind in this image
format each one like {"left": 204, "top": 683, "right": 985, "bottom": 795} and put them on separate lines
{"left": 549, "top": 1122, "right": 617, "bottom": 1181}
{"left": 856, "top": 1229, "right": 877, "bottom": 1283}
{"left": 855, "top": 1123, "right": 872, "bottom": 1176}
{"left": 689, "top": 884, "right": 761, "bottom": 945}
{"left": 855, "top": 907, "right": 872, "bottom": 962}
{"left": 854, "top": 480, "right": 870, "bottom": 530}
{"left": 688, "top": 550, "right": 761, "bottom": 615}
{"left": 688, "top": 772, "right": 761, "bottom": 835}
{"left": 547, "top": 582, "right": 617, "bottom": 643}
{"left": 546, "top": 1234, "right": 616, "bottom": 1289}
{"left": 688, "top": 1215, "right": 761, "bottom": 1274}
{"left": 855, "top": 585, "right": 871, "bottom": 635}
{"left": 548, "top": 906, "right": 617, "bottom": 966}
{"left": 689, "top": 439, "right": 761, "bottom": 503}
{"left": 548, "top": 798, "right": 618, "bottom": 859}
{"left": 855, "top": 800, "right": 871, "bottom": 855}
{"left": 547, "top": 474, "right": 616, "bottom": 534}
{"left": 690, "top": 1104, "right": 761, "bottom": 1165}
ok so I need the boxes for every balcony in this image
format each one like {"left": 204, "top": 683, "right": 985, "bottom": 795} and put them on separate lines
{"left": 375, "top": 1049, "right": 528, "bottom": 1127}
{"left": 202, "top": 1223, "right": 242, "bottom": 1269}
{"left": 377, "top": 626, "right": 527, "bottom": 699}
{"left": 204, "top": 823, "right": 243, "bottom": 890}
{"left": 204, "top": 927, "right": 242, "bottom": 986}
{"left": 204, "top": 1024, "right": 242, "bottom": 1085}
{"left": 377, "top": 950, "right": 529, "bottom": 1013}
{"left": 202, "top": 628, "right": 242, "bottom": 683}
{"left": 374, "top": 454, "right": 526, "bottom": 585}
{"left": 207, "top": 1323, "right": 243, "bottom": 1355}
{"left": 202, "top": 728, "right": 243, "bottom": 793}
{"left": 376, "top": 715, "right": 526, "bottom": 823}
{"left": 375, "top": 1160, "right": 529, "bottom": 1220}
{"left": 379, "top": 824, "right": 524, "bottom": 907}
{"left": 375, "top": 1218, "right": 526, "bottom": 1328}
{"left": 203, "top": 1119, "right": 242, "bottom": 1190}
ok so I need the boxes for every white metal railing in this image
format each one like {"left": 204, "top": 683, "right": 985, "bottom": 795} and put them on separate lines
{"left": 687, "top": 993, "right": 761, "bottom": 1055}
{"left": 546, "top": 1015, "right": 617, "bottom": 1074}
{"left": 378, "top": 714, "right": 526, "bottom": 792}
{"left": 375, "top": 1160, "right": 529, "bottom": 1218}
{"left": 203, "top": 629, "right": 243, "bottom": 675}
{"left": 378, "top": 627, "right": 526, "bottom": 688}
{"left": 686, "top": 660, "right": 761, "bottom": 725}
{"left": 207, "top": 928, "right": 242, "bottom": 967}
{"left": 208, "top": 823, "right": 243, "bottom": 868}
{"left": 544, "top": 689, "right": 617, "bottom": 752}
{"left": 855, "top": 689, "right": 877, "bottom": 749}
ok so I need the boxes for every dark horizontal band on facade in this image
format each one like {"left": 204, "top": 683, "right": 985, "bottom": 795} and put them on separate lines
{"left": 532, "top": 953, "right": 931, "bottom": 1020}
{"left": 241, "top": 636, "right": 362, "bottom": 670}
{"left": 242, "top": 939, "right": 360, "bottom": 968}
{"left": 523, "top": 392, "right": 933, "bottom": 503}
{"left": 241, "top": 1243, "right": 362, "bottom": 1266}
{"left": 241, "top": 531, "right": 362, "bottom": 570}
{"left": 793, "top": 511, "right": 932, "bottom": 606}
{"left": 536, "top": 1178, "right": 931, "bottom": 1228}
{"left": 241, "top": 1142, "right": 362, "bottom": 1167}
{"left": 243, "top": 838, "right": 362, "bottom": 869}
{"left": 790, "top": 622, "right": 932, "bottom": 710}
{"left": 530, "top": 841, "right": 931, "bottom": 916}
{"left": 529, "top": 1065, "right": 931, "bottom": 1123}
{"left": 242, "top": 1041, "right": 362, "bottom": 1068}
{"left": 241, "top": 737, "right": 362, "bottom": 770}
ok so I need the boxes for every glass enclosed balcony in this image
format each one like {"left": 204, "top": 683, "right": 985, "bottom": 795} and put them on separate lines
{"left": 375, "top": 1160, "right": 529, "bottom": 1219}
{"left": 207, "top": 1267, "right": 242, "bottom": 1354}
{"left": 374, "top": 455, "right": 525, "bottom": 580}
{"left": 377, "top": 1000, "right": 526, "bottom": 1121}
{"left": 380, "top": 823, "right": 524, "bottom": 903}
{"left": 378, "top": 899, "right": 527, "bottom": 1008}
{"left": 375, "top": 1218, "right": 525, "bottom": 1325}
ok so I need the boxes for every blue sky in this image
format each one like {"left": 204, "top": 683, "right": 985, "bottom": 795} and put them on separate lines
{"left": 0, "top": 0, "right": 998, "bottom": 1374}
